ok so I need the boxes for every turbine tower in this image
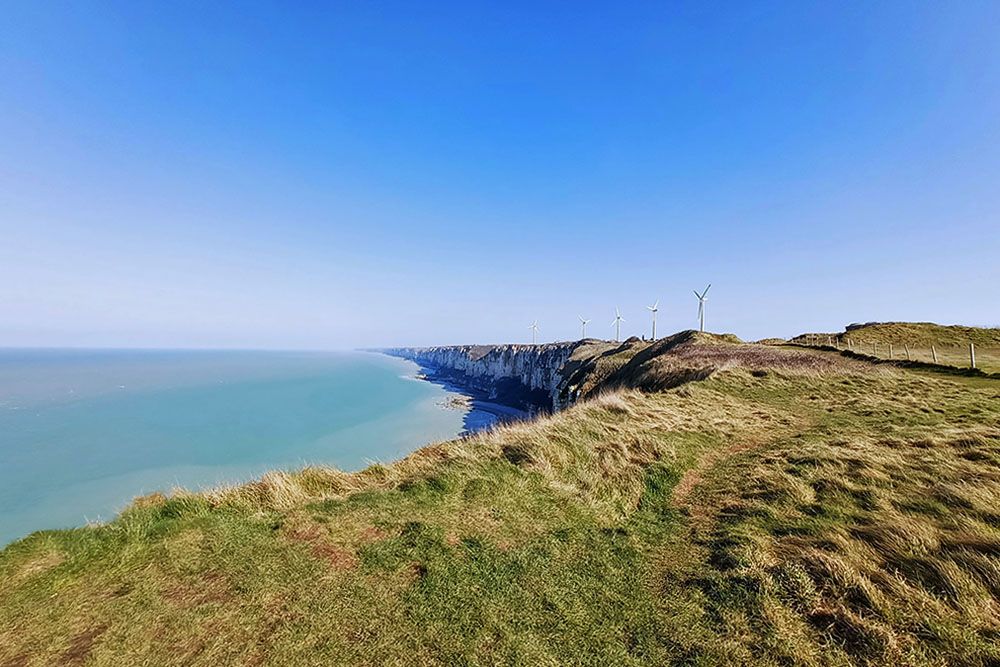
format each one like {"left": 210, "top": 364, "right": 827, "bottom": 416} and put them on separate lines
{"left": 529, "top": 320, "right": 539, "bottom": 345}
{"left": 611, "top": 307, "right": 625, "bottom": 342}
{"left": 646, "top": 300, "right": 659, "bottom": 340}
{"left": 693, "top": 284, "right": 711, "bottom": 332}
{"left": 579, "top": 316, "right": 591, "bottom": 339}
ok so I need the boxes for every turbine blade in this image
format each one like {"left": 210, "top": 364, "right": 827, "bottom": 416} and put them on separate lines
{"left": 703, "top": 284, "right": 712, "bottom": 297}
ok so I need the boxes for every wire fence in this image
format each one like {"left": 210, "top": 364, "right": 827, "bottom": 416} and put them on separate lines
{"left": 793, "top": 335, "right": 1000, "bottom": 374}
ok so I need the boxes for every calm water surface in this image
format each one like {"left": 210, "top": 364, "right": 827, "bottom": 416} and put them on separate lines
{"left": 0, "top": 349, "right": 477, "bottom": 546}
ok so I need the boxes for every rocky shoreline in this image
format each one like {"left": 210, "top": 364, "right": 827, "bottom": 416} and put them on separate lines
{"left": 382, "top": 342, "right": 584, "bottom": 412}
{"left": 408, "top": 361, "right": 529, "bottom": 435}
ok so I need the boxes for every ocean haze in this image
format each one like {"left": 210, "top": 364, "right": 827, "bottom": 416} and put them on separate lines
{"left": 0, "top": 349, "right": 476, "bottom": 546}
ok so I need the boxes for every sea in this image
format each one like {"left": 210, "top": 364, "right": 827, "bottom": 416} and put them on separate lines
{"left": 0, "top": 348, "right": 503, "bottom": 547}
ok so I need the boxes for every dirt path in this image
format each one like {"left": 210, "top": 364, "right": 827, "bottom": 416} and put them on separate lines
{"left": 672, "top": 413, "right": 806, "bottom": 526}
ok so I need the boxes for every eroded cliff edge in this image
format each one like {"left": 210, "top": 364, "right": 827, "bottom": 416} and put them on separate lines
{"left": 383, "top": 341, "right": 611, "bottom": 412}
{"left": 382, "top": 332, "right": 747, "bottom": 414}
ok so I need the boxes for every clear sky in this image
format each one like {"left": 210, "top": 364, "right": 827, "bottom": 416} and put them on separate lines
{"left": 2, "top": 1, "right": 998, "bottom": 349}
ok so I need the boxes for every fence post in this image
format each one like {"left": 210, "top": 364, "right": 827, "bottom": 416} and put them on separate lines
{"left": 932, "top": 345, "right": 938, "bottom": 363}
{"left": 904, "top": 343, "right": 910, "bottom": 360}
{"left": 970, "top": 343, "right": 976, "bottom": 369}
{"left": 873, "top": 342, "right": 878, "bottom": 356}
{"left": 848, "top": 338, "right": 853, "bottom": 350}
{"left": 889, "top": 343, "right": 894, "bottom": 359}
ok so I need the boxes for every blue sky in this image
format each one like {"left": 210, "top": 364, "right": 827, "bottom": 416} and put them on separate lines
{"left": 1, "top": 1, "right": 998, "bottom": 349}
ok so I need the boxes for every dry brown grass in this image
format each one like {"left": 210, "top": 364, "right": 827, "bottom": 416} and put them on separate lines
{"left": 12, "top": 547, "right": 64, "bottom": 583}
{"left": 682, "top": 420, "right": 1000, "bottom": 664}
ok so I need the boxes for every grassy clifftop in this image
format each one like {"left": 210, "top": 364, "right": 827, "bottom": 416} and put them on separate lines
{"left": 794, "top": 321, "right": 1000, "bottom": 347}
{"left": 791, "top": 322, "right": 1000, "bottom": 374}
{"left": 2, "top": 335, "right": 1000, "bottom": 665}
{"left": 843, "top": 322, "right": 1000, "bottom": 346}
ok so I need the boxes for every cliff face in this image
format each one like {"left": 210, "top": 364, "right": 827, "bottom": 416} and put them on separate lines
{"left": 384, "top": 333, "right": 720, "bottom": 412}
{"left": 385, "top": 342, "right": 586, "bottom": 411}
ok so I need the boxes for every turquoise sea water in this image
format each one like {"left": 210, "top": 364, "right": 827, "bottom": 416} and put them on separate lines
{"left": 0, "top": 349, "right": 475, "bottom": 546}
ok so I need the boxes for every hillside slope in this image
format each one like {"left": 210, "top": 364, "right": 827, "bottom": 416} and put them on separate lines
{"left": 2, "top": 335, "right": 999, "bottom": 666}
{"left": 794, "top": 321, "right": 1000, "bottom": 347}
{"left": 791, "top": 322, "right": 1000, "bottom": 374}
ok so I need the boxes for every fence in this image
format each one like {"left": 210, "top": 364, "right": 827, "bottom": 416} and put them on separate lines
{"left": 794, "top": 334, "right": 1000, "bottom": 374}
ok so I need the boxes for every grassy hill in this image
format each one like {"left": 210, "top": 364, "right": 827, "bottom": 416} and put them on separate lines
{"left": 2, "top": 334, "right": 1000, "bottom": 666}
{"left": 842, "top": 322, "right": 1000, "bottom": 346}
{"left": 793, "top": 321, "right": 1000, "bottom": 347}
{"left": 791, "top": 322, "right": 1000, "bottom": 374}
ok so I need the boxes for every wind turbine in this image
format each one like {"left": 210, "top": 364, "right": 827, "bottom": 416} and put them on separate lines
{"left": 529, "top": 320, "right": 539, "bottom": 345}
{"left": 693, "top": 284, "right": 711, "bottom": 332}
{"left": 611, "top": 307, "right": 625, "bottom": 342}
{"left": 579, "top": 316, "right": 591, "bottom": 339}
{"left": 646, "top": 300, "right": 659, "bottom": 340}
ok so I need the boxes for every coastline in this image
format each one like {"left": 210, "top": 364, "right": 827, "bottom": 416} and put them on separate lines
{"left": 399, "top": 359, "right": 530, "bottom": 435}
{"left": 0, "top": 350, "right": 470, "bottom": 547}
